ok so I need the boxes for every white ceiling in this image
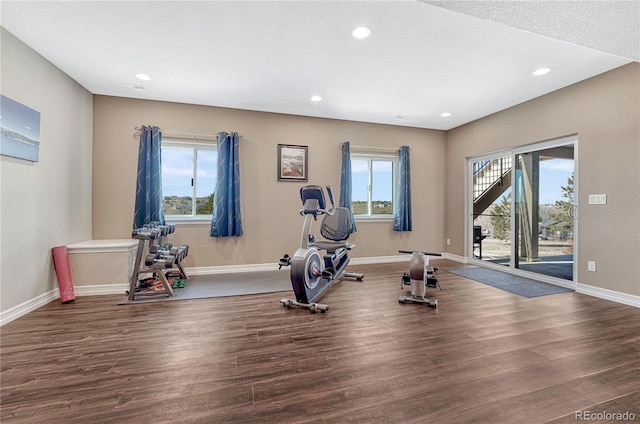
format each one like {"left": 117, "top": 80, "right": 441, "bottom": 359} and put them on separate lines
{"left": 1, "top": 1, "right": 637, "bottom": 131}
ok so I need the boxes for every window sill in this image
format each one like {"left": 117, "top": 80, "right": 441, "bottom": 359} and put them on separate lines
{"left": 165, "top": 216, "right": 212, "bottom": 225}
{"left": 354, "top": 215, "right": 394, "bottom": 223}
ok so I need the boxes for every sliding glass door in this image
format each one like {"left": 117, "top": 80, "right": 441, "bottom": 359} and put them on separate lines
{"left": 471, "top": 155, "right": 512, "bottom": 267}
{"left": 514, "top": 145, "right": 575, "bottom": 280}
{"left": 468, "top": 136, "right": 577, "bottom": 285}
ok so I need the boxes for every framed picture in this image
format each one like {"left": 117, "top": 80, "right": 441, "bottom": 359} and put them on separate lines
{"left": 0, "top": 95, "right": 41, "bottom": 162}
{"left": 277, "top": 144, "right": 308, "bottom": 182}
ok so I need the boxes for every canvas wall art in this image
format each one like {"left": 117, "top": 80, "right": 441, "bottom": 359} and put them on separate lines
{"left": 0, "top": 95, "right": 41, "bottom": 162}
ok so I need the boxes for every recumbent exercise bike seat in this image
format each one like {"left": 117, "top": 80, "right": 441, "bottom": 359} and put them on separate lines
{"left": 312, "top": 207, "right": 353, "bottom": 252}
{"left": 302, "top": 185, "right": 353, "bottom": 251}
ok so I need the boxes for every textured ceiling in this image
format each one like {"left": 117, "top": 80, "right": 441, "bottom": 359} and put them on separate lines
{"left": 1, "top": 1, "right": 636, "bottom": 131}
{"left": 423, "top": 0, "right": 639, "bottom": 61}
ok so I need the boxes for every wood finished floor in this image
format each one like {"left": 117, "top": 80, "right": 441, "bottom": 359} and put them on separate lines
{"left": 1, "top": 260, "right": 639, "bottom": 424}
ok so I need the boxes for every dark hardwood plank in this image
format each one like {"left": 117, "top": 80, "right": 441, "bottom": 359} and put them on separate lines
{"left": 547, "top": 391, "right": 640, "bottom": 424}
{"left": 1, "top": 259, "right": 639, "bottom": 423}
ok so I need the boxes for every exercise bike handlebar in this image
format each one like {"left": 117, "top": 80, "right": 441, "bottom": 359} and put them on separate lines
{"left": 326, "top": 185, "right": 335, "bottom": 208}
{"left": 322, "top": 185, "right": 337, "bottom": 216}
{"left": 399, "top": 250, "right": 442, "bottom": 257}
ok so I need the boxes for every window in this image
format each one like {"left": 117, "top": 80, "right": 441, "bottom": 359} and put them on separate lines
{"left": 351, "top": 154, "right": 397, "bottom": 217}
{"left": 162, "top": 140, "right": 217, "bottom": 219}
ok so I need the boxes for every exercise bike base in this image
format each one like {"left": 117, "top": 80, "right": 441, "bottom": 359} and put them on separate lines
{"left": 344, "top": 271, "right": 364, "bottom": 281}
{"left": 280, "top": 298, "right": 329, "bottom": 313}
{"left": 398, "top": 295, "right": 438, "bottom": 308}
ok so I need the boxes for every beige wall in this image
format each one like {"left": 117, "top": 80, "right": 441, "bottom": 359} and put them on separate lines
{"left": 92, "top": 96, "right": 446, "bottom": 268}
{"left": 0, "top": 28, "right": 93, "bottom": 313}
{"left": 445, "top": 63, "right": 640, "bottom": 297}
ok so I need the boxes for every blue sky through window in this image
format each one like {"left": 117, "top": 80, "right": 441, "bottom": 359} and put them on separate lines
{"left": 162, "top": 146, "right": 216, "bottom": 198}
{"left": 195, "top": 150, "right": 217, "bottom": 197}
{"left": 538, "top": 158, "right": 574, "bottom": 204}
{"left": 493, "top": 158, "right": 574, "bottom": 205}
{"left": 351, "top": 159, "right": 393, "bottom": 201}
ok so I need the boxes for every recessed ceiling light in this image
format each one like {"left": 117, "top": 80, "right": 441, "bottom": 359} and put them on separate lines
{"left": 136, "top": 73, "right": 151, "bottom": 81}
{"left": 352, "top": 26, "right": 371, "bottom": 39}
{"left": 441, "top": 112, "right": 452, "bottom": 117}
{"left": 533, "top": 67, "right": 551, "bottom": 76}
{"left": 310, "top": 95, "right": 322, "bottom": 102}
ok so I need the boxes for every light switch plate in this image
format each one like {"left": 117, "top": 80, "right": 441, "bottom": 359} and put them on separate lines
{"left": 588, "top": 194, "right": 607, "bottom": 205}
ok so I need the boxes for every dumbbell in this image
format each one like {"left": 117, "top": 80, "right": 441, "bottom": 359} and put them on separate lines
{"left": 145, "top": 252, "right": 159, "bottom": 266}
{"left": 146, "top": 253, "right": 175, "bottom": 268}
{"left": 156, "top": 255, "right": 175, "bottom": 268}
{"left": 150, "top": 244, "right": 177, "bottom": 260}
{"left": 132, "top": 228, "right": 161, "bottom": 240}
{"left": 173, "top": 247, "right": 186, "bottom": 262}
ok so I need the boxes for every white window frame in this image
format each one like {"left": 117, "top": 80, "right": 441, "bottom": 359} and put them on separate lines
{"left": 162, "top": 139, "right": 217, "bottom": 222}
{"left": 351, "top": 153, "right": 398, "bottom": 220}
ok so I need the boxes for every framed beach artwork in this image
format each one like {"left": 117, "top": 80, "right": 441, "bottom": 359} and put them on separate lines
{"left": 0, "top": 95, "right": 41, "bottom": 162}
{"left": 277, "top": 144, "right": 308, "bottom": 182}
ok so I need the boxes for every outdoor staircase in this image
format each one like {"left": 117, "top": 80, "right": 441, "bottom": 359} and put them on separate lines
{"left": 473, "top": 157, "right": 512, "bottom": 218}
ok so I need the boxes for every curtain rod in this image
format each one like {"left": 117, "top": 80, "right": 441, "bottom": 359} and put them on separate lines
{"left": 133, "top": 126, "right": 243, "bottom": 140}
{"left": 340, "top": 142, "right": 410, "bottom": 152}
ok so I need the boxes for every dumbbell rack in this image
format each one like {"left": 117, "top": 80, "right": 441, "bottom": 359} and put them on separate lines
{"left": 127, "top": 223, "right": 189, "bottom": 302}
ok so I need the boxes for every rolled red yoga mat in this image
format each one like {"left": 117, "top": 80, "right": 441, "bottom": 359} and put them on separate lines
{"left": 52, "top": 245, "right": 76, "bottom": 303}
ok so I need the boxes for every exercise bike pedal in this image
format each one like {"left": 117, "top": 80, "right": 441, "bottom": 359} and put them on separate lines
{"left": 426, "top": 276, "right": 438, "bottom": 288}
{"left": 321, "top": 267, "right": 335, "bottom": 280}
{"left": 278, "top": 254, "right": 291, "bottom": 269}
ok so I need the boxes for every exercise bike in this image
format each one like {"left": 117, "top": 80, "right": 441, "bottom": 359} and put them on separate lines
{"left": 279, "top": 185, "right": 364, "bottom": 313}
{"left": 398, "top": 250, "right": 442, "bottom": 307}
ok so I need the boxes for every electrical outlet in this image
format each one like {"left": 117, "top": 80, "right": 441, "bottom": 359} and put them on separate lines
{"left": 588, "top": 261, "right": 597, "bottom": 272}
{"left": 446, "top": 239, "right": 451, "bottom": 246}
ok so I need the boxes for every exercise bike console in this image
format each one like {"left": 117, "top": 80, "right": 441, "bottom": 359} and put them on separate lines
{"left": 279, "top": 185, "right": 364, "bottom": 313}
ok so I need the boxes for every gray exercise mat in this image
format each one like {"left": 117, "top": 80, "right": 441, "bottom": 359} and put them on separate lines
{"left": 120, "top": 269, "right": 293, "bottom": 304}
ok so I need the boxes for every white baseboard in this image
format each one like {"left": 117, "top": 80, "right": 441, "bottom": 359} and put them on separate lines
{"left": 442, "top": 252, "right": 467, "bottom": 263}
{"left": 350, "top": 255, "right": 410, "bottom": 265}
{"left": 1, "top": 289, "right": 60, "bottom": 326}
{"left": 0, "top": 283, "right": 130, "bottom": 326}
{"left": 577, "top": 283, "right": 640, "bottom": 308}
{"left": 74, "top": 284, "right": 129, "bottom": 296}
